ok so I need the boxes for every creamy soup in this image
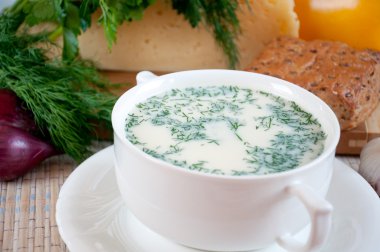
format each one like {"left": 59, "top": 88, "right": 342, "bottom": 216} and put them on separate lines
{"left": 124, "top": 86, "right": 326, "bottom": 176}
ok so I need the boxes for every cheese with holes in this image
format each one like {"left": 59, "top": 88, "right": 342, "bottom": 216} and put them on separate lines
{"left": 78, "top": 0, "right": 299, "bottom": 71}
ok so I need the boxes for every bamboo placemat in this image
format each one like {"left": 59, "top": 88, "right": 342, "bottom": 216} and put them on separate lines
{"left": 0, "top": 155, "right": 72, "bottom": 251}
{"left": 0, "top": 142, "right": 111, "bottom": 252}
{"left": 0, "top": 141, "right": 362, "bottom": 251}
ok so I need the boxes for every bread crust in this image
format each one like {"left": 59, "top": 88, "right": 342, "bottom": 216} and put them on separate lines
{"left": 246, "top": 36, "right": 380, "bottom": 130}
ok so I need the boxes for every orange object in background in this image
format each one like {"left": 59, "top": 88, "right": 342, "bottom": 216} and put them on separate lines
{"left": 294, "top": 0, "right": 380, "bottom": 50}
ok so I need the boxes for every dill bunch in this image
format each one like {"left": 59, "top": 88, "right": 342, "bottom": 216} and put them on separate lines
{"left": 0, "top": 13, "right": 116, "bottom": 161}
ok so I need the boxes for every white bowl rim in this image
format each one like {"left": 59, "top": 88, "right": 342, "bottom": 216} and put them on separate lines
{"left": 112, "top": 69, "right": 341, "bottom": 181}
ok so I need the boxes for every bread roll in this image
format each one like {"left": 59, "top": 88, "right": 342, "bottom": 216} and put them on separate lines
{"left": 78, "top": 0, "right": 299, "bottom": 71}
{"left": 246, "top": 36, "right": 380, "bottom": 130}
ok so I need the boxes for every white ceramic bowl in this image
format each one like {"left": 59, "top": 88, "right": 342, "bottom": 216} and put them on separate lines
{"left": 112, "top": 70, "right": 340, "bottom": 252}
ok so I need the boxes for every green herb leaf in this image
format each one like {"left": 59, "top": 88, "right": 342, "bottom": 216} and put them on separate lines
{"left": 62, "top": 28, "right": 79, "bottom": 61}
{"left": 79, "top": 0, "right": 100, "bottom": 31}
{"left": 64, "top": 2, "right": 81, "bottom": 35}
{"left": 98, "top": 0, "right": 119, "bottom": 48}
{"left": 24, "top": 0, "right": 63, "bottom": 25}
{"left": 61, "top": 1, "right": 82, "bottom": 60}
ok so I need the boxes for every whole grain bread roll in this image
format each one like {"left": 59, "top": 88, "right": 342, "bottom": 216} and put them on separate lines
{"left": 246, "top": 36, "right": 380, "bottom": 130}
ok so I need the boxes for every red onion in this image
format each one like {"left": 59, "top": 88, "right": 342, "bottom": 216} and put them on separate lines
{"left": 0, "top": 89, "right": 58, "bottom": 180}
{"left": 0, "top": 124, "right": 57, "bottom": 181}
{"left": 0, "top": 89, "right": 38, "bottom": 134}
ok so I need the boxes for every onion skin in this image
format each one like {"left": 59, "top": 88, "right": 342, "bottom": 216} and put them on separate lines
{"left": 0, "top": 89, "right": 38, "bottom": 134}
{"left": 0, "top": 124, "right": 58, "bottom": 181}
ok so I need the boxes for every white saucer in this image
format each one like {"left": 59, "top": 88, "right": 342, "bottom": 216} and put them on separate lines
{"left": 56, "top": 146, "right": 380, "bottom": 252}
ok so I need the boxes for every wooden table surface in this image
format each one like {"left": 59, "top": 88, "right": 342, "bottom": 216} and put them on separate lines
{"left": 0, "top": 142, "right": 363, "bottom": 251}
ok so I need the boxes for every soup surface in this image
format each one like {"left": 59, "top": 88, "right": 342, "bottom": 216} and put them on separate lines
{"left": 125, "top": 86, "right": 326, "bottom": 175}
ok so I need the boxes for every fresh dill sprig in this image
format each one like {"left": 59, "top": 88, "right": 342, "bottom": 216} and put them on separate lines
{"left": 0, "top": 14, "right": 116, "bottom": 161}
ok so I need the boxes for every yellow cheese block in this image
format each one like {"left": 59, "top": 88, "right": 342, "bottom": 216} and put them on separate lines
{"left": 78, "top": 0, "right": 299, "bottom": 71}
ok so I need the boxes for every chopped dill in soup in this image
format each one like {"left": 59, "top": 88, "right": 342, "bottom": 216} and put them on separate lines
{"left": 124, "top": 86, "right": 326, "bottom": 176}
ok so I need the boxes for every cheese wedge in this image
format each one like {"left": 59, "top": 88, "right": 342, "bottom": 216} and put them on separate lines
{"left": 78, "top": 0, "right": 299, "bottom": 71}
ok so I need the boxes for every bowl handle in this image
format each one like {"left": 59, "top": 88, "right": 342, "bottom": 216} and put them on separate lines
{"left": 276, "top": 183, "right": 333, "bottom": 252}
{"left": 136, "top": 71, "right": 158, "bottom": 86}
